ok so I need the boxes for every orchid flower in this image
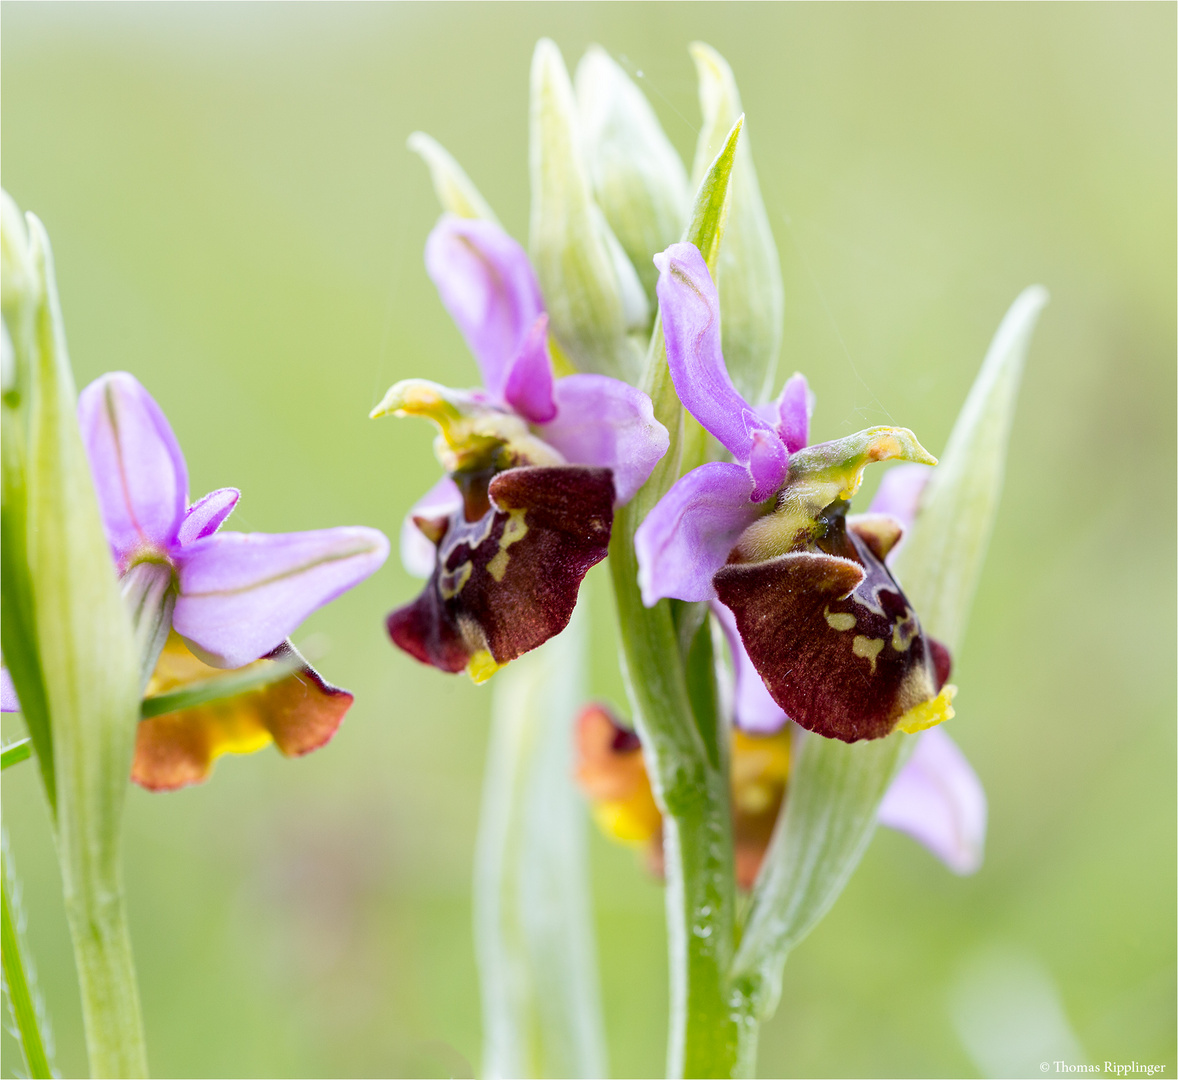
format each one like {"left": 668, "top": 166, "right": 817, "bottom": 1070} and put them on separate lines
{"left": 635, "top": 242, "right": 954, "bottom": 743}
{"left": 373, "top": 214, "right": 668, "bottom": 682}
{"left": 4, "top": 372, "right": 390, "bottom": 789}
{"left": 711, "top": 463, "right": 987, "bottom": 875}
{"left": 576, "top": 633, "right": 985, "bottom": 888}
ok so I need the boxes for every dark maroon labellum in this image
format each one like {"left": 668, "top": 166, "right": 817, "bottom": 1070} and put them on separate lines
{"left": 715, "top": 503, "right": 950, "bottom": 742}
{"left": 388, "top": 466, "right": 614, "bottom": 675}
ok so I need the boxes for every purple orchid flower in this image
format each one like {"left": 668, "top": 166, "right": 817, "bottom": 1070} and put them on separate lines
{"left": 715, "top": 469, "right": 986, "bottom": 875}
{"left": 636, "top": 242, "right": 952, "bottom": 743}
{"left": 3, "top": 372, "right": 389, "bottom": 789}
{"left": 79, "top": 372, "right": 389, "bottom": 669}
{"left": 379, "top": 215, "right": 668, "bottom": 680}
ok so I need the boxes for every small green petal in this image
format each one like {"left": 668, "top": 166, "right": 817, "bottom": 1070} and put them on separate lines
{"left": 734, "top": 426, "right": 936, "bottom": 561}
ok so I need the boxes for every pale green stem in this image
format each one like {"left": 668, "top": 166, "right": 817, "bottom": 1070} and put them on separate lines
{"left": 2, "top": 835, "right": 56, "bottom": 1079}
{"left": 475, "top": 604, "right": 608, "bottom": 1079}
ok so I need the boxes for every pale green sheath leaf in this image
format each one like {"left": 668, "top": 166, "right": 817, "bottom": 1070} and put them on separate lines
{"left": 689, "top": 44, "right": 784, "bottom": 407}
{"left": 474, "top": 604, "right": 607, "bottom": 1080}
{"left": 576, "top": 46, "right": 689, "bottom": 301}
{"left": 529, "top": 38, "right": 648, "bottom": 381}
{"left": 407, "top": 131, "right": 500, "bottom": 223}
{"left": 731, "top": 287, "right": 1049, "bottom": 1022}
{"left": 24, "top": 210, "right": 148, "bottom": 1078}
{"left": 1, "top": 190, "right": 55, "bottom": 809}
{"left": 2, "top": 833, "right": 56, "bottom": 1079}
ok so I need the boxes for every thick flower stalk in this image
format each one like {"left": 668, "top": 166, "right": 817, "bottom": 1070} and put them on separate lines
{"left": 374, "top": 215, "right": 667, "bottom": 682}
{"left": 3, "top": 193, "right": 150, "bottom": 1078}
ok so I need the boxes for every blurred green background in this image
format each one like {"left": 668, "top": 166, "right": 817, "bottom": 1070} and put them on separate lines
{"left": 2, "top": 4, "right": 1174, "bottom": 1077}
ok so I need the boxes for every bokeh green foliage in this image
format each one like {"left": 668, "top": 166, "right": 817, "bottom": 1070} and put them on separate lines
{"left": 1, "top": 4, "right": 1173, "bottom": 1077}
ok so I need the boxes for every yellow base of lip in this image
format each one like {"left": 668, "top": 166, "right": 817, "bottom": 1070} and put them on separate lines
{"left": 895, "top": 684, "right": 957, "bottom": 734}
{"left": 466, "top": 649, "right": 502, "bottom": 684}
{"left": 592, "top": 795, "right": 662, "bottom": 846}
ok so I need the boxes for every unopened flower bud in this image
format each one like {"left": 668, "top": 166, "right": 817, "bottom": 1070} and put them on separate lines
{"left": 0, "top": 189, "right": 37, "bottom": 317}
{"left": 529, "top": 39, "right": 647, "bottom": 381}
{"left": 407, "top": 131, "right": 499, "bottom": 223}
{"left": 575, "top": 46, "right": 689, "bottom": 302}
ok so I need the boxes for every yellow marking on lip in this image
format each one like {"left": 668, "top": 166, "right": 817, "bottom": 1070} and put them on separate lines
{"left": 824, "top": 608, "right": 857, "bottom": 632}
{"left": 439, "top": 561, "right": 472, "bottom": 599}
{"left": 896, "top": 684, "right": 956, "bottom": 734}
{"left": 486, "top": 508, "right": 528, "bottom": 582}
{"left": 891, "top": 611, "right": 919, "bottom": 652}
{"left": 852, "top": 635, "right": 885, "bottom": 674}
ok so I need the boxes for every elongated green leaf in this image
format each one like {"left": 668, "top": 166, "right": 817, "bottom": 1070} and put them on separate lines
{"left": 684, "top": 116, "right": 742, "bottom": 279}
{"left": 474, "top": 604, "right": 607, "bottom": 1079}
{"left": 25, "top": 211, "right": 148, "bottom": 1078}
{"left": 689, "top": 44, "right": 784, "bottom": 406}
{"left": 1, "top": 738, "right": 32, "bottom": 770}
{"left": 731, "top": 731, "right": 907, "bottom": 1018}
{"left": 732, "top": 287, "right": 1048, "bottom": 1020}
{"left": 407, "top": 131, "right": 500, "bottom": 223}
{"left": 2, "top": 836, "right": 56, "bottom": 1079}
{"left": 529, "top": 38, "right": 647, "bottom": 379}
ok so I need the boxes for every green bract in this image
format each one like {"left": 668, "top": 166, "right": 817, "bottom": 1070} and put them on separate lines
{"left": 690, "top": 44, "right": 784, "bottom": 407}
{"left": 731, "top": 286, "right": 1048, "bottom": 1023}
{"left": 0, "top": 191, "right": 148, "bottom": 1078}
